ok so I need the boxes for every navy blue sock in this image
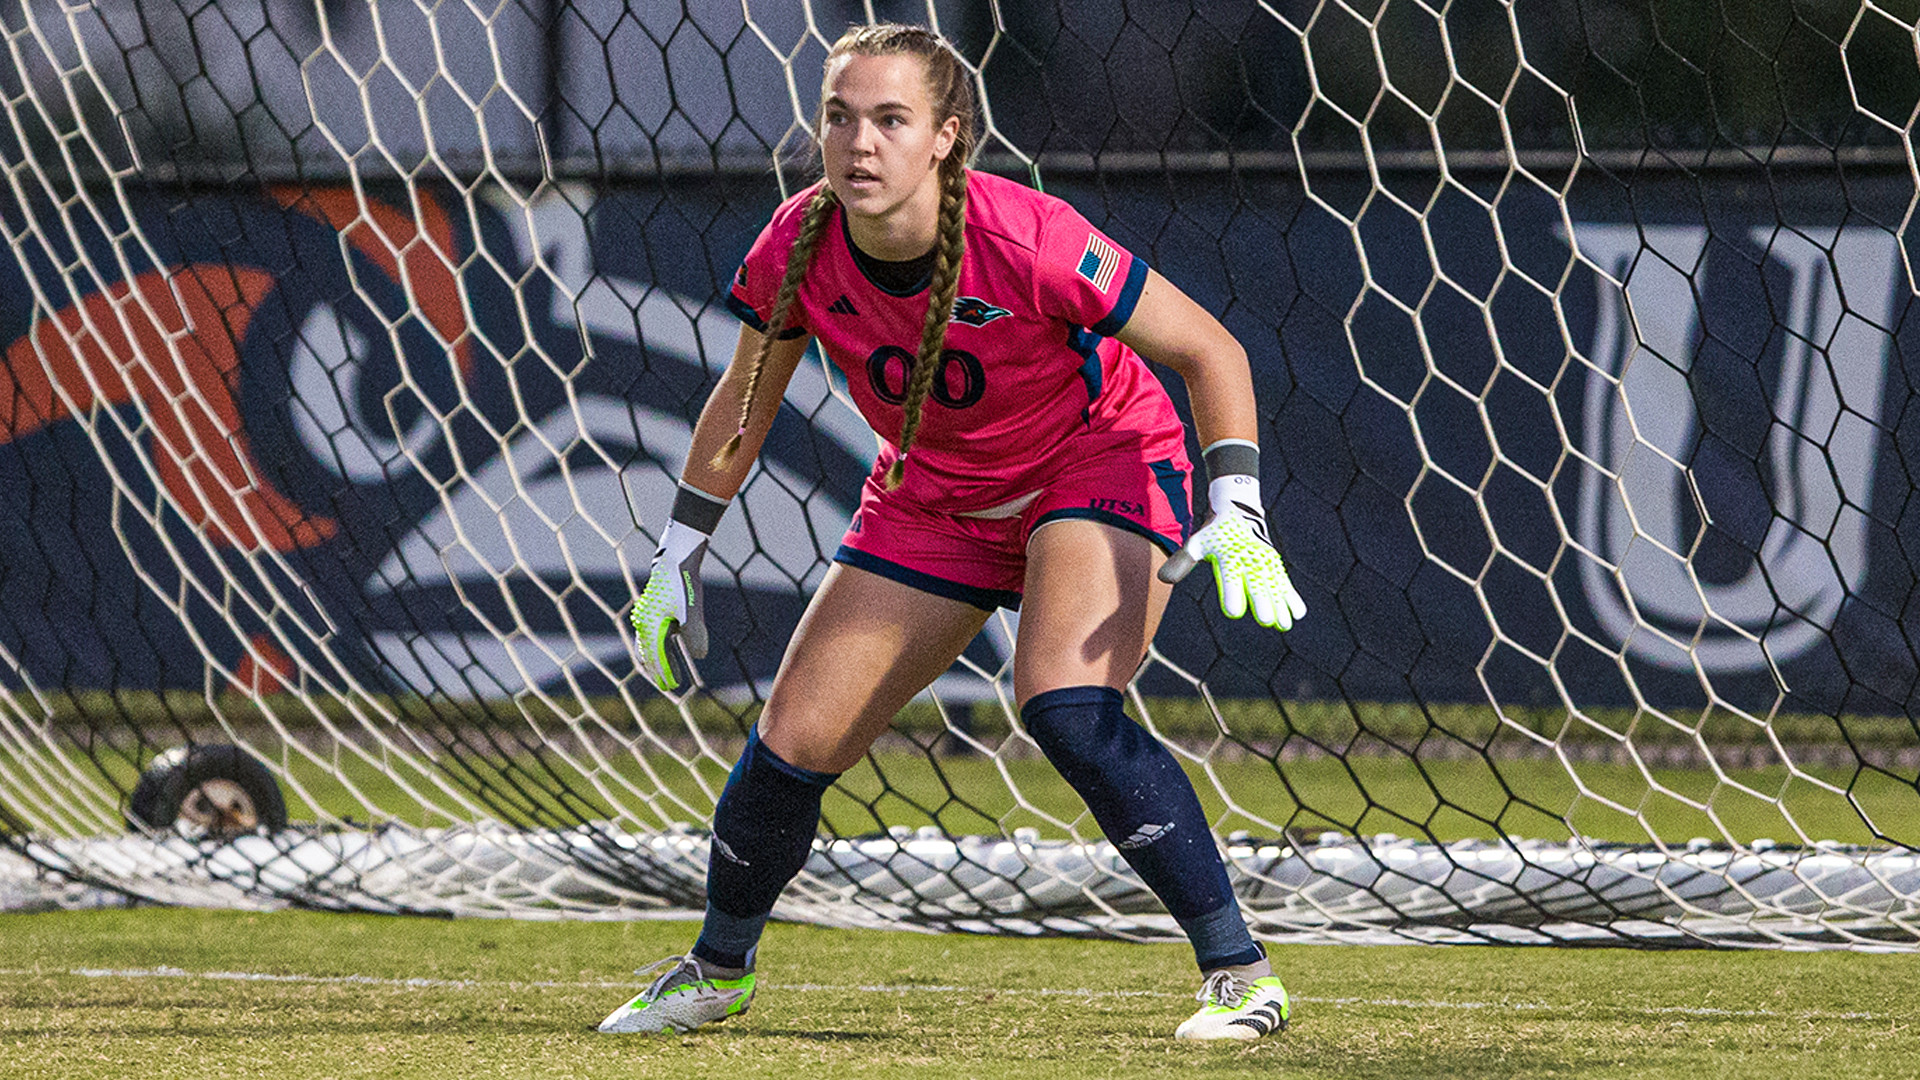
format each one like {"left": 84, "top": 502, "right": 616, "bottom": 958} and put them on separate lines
{"left": 1021, "top": 686, "right": 1262, "bottom": 971}
{"left": 691, "top": 727, "right": 839, "bottom": 970}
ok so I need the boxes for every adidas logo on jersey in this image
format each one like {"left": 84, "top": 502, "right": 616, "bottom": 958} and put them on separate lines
{"left": 1116, "top": 821, "right": 1175, "bottom": 849}
{"left": 828, "top": 294, "right": 859, "bottom": 316}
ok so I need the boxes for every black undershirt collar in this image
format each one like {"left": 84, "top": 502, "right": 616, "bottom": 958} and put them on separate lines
{"left": 841, "top": 210, "right": 936, "bottom": 295}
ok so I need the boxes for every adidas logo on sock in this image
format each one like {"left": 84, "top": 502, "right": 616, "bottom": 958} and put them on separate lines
{"left": 828, "top": 294, "right": 859, "bottom": 315}
{"left": 712, "top": 836, "right": 751, "bottom": 866}
{"left": 1116, "top": 821, "right": 1175, "bottom": 849}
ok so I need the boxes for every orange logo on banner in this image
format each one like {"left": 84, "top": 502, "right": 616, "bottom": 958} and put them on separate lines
{"left": 269, "top": 185, "right": 474, "bottom": 380}
{"left": 0, "top": 264, "right": 338, "bottom": 552}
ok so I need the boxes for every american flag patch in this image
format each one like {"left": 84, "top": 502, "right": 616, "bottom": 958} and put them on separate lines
{"left": 1076, "top": 233, "right": 1121, "bottom": 292}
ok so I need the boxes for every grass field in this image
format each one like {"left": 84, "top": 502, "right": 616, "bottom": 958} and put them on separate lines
{"left": 8, "top": 697, "right": 1917, "bottom": 1077}
{"left": 1, "top": 907, "right": 1915, "bottom": 1080}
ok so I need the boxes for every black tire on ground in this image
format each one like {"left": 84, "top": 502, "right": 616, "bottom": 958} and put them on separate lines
{"left": 126, "top": 744, "right": 288, "bottom": 836}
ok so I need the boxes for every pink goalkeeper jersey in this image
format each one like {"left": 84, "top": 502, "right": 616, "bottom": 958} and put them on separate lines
{"left": 727, "top": 171, "right": 1187, "bottom": 513}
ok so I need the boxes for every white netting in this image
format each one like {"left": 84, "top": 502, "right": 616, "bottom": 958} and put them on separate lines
{"left": 0, "top": 0, "right": 1916, "bottom": 947}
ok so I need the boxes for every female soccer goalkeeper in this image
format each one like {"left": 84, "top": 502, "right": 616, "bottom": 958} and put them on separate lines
{"left": 600, "top": 23, "right": 1304, "bottom": 1042}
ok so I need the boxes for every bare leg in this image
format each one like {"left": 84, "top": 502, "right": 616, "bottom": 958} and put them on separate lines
{"left": 759, "top": 561, "right": 991, "bottom": 774}
{"left": 601, "top": 565, "right": 987, "bottom": 1030}
{"left": 1014, "top": 519, "right": 1173, "bottom": 706}
{"left": 1012, "top": 519, "right": 1262, "bottom": 975}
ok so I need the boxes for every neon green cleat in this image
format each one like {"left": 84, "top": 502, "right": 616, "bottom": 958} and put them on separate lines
{"left": 597, "top": 955, "right": 755, "bottom": 1034}
{"left": 1174, "top": 971, "right": 1289, "bottom": 1041}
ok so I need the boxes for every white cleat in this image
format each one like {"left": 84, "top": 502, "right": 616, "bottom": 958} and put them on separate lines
{"left": 597, "top": 955, "right": 756, "bottom": 1034}
{"left": 1174, "top": 970, "right": 1290, "bottom": 1041}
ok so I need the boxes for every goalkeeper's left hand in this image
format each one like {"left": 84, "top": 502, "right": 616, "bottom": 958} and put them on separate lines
{"left": 1158, "top": 474, "right": 1307, "bottom": 631}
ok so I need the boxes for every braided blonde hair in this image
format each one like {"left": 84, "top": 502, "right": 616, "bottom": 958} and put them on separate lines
{"left": 712, "top": 23, "right": 978, "bottom": 491}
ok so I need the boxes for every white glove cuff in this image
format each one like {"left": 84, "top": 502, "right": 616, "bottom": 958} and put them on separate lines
{"left": 657, "top": 518, "right": 710, "bottom": 565}
{"left": 1207, "top": 473, "right": 1263, "bottom": 519}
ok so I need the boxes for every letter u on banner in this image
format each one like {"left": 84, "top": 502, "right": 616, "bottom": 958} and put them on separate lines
{"left": 1566, "top": 223, "right": 1897, "bottom": 679}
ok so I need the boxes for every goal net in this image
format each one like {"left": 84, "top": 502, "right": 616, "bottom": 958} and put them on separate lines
{"left": 1, "top": 0, "right": 1916, "bottom": 947}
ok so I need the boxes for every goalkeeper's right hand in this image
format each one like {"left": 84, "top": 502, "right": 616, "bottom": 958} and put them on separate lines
{"left": 630, "top": 520, "right": 711, "bottom": 693}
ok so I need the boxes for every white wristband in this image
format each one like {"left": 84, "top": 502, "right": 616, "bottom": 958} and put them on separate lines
{"left": 657, "top": 518, "right": 711, "bottom": 565}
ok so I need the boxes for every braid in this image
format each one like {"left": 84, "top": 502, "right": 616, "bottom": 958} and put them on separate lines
{"left": 711, "top": 185, "right": 840, "bottom": 471}
{"left": 886, "top": 162, "right": 968, "bottom": 489}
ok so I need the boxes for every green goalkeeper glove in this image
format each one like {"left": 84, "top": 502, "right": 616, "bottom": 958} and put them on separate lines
{"left": 1158, "top": 471, "right": 1307, "bottom": 631}
{"left": 630, "top": 485, "right": 728, "bottom": 692}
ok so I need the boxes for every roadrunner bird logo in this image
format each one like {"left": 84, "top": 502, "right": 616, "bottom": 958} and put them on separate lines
{"left": 951, "top": 296, "right": 1012, "bottom": 326}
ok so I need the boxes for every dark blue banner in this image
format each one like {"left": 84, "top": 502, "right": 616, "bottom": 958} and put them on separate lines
{"left": 1, "top": 171, "right": 1914, "bottom": 719}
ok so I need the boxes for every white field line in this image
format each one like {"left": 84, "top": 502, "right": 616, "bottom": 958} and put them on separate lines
{"left": 0, "top": 966, "right": 1880, "bottom": 1022}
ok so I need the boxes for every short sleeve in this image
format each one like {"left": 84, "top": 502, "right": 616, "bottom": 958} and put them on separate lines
{"left": 725, "top": 210, "right": 810, "bottom": 340}
{"left": 1032, "top": 204, "right": 1150, "bottom": 337}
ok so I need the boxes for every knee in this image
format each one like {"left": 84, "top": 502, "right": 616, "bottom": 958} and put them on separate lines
{"left": 1020, "top": 685, "right": 1148, "bottom": 780}
{"left": 713, "top": 726, "right": 838, "bottom": 840}
{"left": 753, "top": 705, "right": 860, "bottom": 775}
{"left": 723, "top": 726, "right": 839, "bottom": 793}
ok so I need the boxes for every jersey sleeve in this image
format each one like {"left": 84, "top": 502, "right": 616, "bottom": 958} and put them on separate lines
{"left": 725, "top": 206, "right": 810, "bottom": 340}
{"left": 1032, "top": 203, "right": 1151, "bottom": 337}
